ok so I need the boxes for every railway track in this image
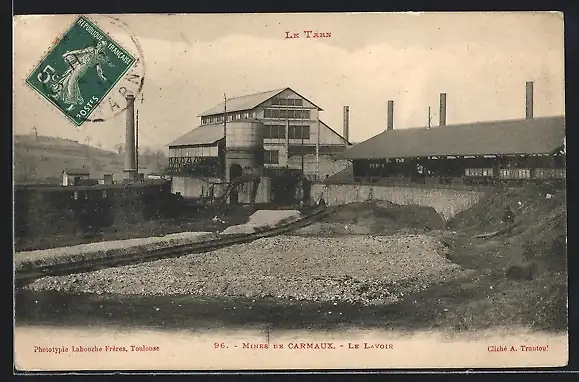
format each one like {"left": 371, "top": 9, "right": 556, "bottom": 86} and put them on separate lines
{"left": 15, "top": 206, "right": 336, "bottom": 286}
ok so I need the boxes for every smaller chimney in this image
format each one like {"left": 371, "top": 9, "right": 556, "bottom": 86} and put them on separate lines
{"left": 343, "top": 106, "right": 350, "bottom": 144}
{"left": 439, "top": 93, "right": 447, "bottom": 127}
{"left": 387, "top": 100, "right": 394, "bottom": 130}
{"left": 124, "top": 94, "right": 137, "bottom": 182}
{"left": 526, "top": 81, "right": 534, "bottom": 119}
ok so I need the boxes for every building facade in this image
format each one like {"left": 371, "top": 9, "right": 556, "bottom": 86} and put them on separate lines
{"left": 168, "top": 87, "right": 351, "bottom": 179}
{"left": 62, "top": 168, "right": 90, "bottom": 187}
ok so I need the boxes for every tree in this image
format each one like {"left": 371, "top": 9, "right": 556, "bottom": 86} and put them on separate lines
{"left": 135, "top": 146, "right": 167, "bottom": 172}
{"left": 154, "top": 149, "right": 168, "bottom": 170}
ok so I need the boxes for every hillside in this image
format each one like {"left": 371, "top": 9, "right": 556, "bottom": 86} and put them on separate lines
{"left": 14, "top": 135, "right": 167, "bottom": 184}
{"left": 441, "top": 184, "right": 567, "bottom": 331}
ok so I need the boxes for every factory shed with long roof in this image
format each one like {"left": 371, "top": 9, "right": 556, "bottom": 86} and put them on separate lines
{"left": 341, "top": 115, "right": 565, "bottom": 161}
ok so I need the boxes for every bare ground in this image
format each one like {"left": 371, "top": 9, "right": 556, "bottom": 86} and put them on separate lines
{"left": 15, "top": 232, "right": 566, "bottom": 334}
{"left": 14, "top": 186, "right": 568, "bottom": 333}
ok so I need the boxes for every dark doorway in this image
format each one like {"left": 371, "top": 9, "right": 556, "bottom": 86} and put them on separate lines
{"left": 230, "top": 164, "right": 243, "bottom": 179}
{"left": 271, "top": 170, "right": 301, "bottom": 205}
{"left": 229, "top": 164, "right": 243, "bottom": 204}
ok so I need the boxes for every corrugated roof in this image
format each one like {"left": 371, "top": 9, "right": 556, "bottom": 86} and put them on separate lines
{"left": 168, "top": 124, "right": 224, "bottom": 147}
{"left": 199, "top": 88, "right": 286, "bottom": 117}
{"left": 341, "top": 116, "right": 565, "bottom": 160}
{"left": 199, "top": 87, "right": 323, "bottom": 117}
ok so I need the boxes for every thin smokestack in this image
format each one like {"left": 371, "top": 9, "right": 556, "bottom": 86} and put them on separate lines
{"left": 343, "top": 106, "right": 350, "bottom": 144}
{"left": 387, "top": 100, "right": 394, "bottom": 131}
{"left": 439, "top": 93, "right": 447, "bottom": 127}
{"left": 124, "top": 94, "right": 137, "bottom": 181}
{"left": 526, "top": 81, "right": 534, "bottom": 119}
{"left": 285, "top": 119, "right": 290, "bottom": 152}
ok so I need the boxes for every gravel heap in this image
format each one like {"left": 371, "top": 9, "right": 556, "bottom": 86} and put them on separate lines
{"left": 221, "top": 210, "right": 302, "bottom": 235}
{"left": 25, "top": 234, "right": 467, "bottom": 305}
{"left": 296, "top": 201, "right": 445, "bottom": 236}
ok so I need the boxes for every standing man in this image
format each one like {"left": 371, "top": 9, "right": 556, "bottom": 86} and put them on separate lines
{"left": 502, "top": 205, "right": 515, "bottom": 234}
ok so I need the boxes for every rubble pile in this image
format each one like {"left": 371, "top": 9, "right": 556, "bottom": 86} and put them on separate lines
{"left": 296, "top": 201, "right": 445, "bottom": 236}
{"left": 25, "top": 234, "right": 469, "bottom": 305}
{"left": 221, "top": 210, "right": 302, "bottom": 235}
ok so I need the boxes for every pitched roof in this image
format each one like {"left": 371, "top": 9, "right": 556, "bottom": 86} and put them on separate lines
{"left": 199, "top": 87, "right": 323, "bottom": 117}
{"left": 320, "top": 120, "right": 352, "bottom": 145}
{"left": 341, "top": 116, "right": 566, "bottom": 160}
{"left": 168, "top": 124, "right": 224, "bottom": 147}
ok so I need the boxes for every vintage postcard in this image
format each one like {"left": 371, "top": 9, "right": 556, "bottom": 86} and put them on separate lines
{"left": 13, "top": 12, "right": 567, "bottom": 371}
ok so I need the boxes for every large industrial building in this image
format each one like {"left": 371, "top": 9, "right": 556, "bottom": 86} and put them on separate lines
{"left": 340, "top": 82, "right": 566, "bottom": 186}
{"left": 168, "top": 87, "right": 352, "bottom": 180}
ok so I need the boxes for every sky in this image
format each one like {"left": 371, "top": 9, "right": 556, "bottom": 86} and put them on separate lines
{"left": 13, "top": 12, "right": 565, "bottom": 152}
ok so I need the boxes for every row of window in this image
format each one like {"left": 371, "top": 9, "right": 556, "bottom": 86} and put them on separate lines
{"left": 264, "top": 108, "right": 311, "bottom": 119}
{"left": 169, "top": 146, "right": 218, "bottom": 158}
{"left": 463, "top": 168, "right": 565, "bottom": 180}
{"left": 264, "top": 150, "right": 280, "bottom": 164}
{"left": 201, "top": 112, "right": 252, "bottom": 125}
{"left": 465, "top": 168, "right": 494, "bottom": 177}
{"left": 200, "top": 106, "right": 311, "bottom": 124}
{"left": 263, "top": 146, "right": 346, "bottom": 165}
{"left": 287, "top": 145, "right": 347, "bottom": 156}
{"left": 168, "top": 143, "right": 346, "bottom": 162}
{"left": 169, "top": 157, "right": 219, "bottom": 165}
{"left": 168, "top": 158, "right": 222, "bottom": 177}
{"left": 263, "top": 124, "right": 310, "bottom": 139}
{"left": 368, "top": 159, "right": 406, "bottom": 168}
{"left": 271, "top": 98, "right": 303, "bottom": 106}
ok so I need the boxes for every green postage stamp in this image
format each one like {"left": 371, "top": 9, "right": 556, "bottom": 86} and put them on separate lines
{"left": 26, "top": 15, "right": 136, "bottom": 127}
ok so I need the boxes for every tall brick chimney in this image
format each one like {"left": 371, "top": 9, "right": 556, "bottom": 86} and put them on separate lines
{"left": 343, "top": 106, "right": 350, "bottom": 144}
{"left": 526, "top": 81, "right": 534, "bottom": 119}
{"left": 124, "top": 94, "right": 137, "bottom": 182}
{"left": 439, "top": 93, "right": 447, "bottom": 127}
{"left": 387, "top": 100, "right": 394, "bottom": 130}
